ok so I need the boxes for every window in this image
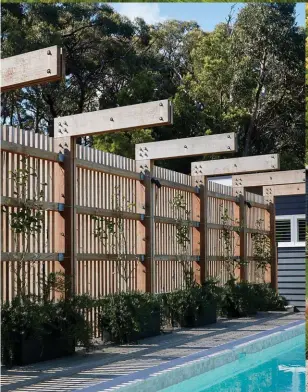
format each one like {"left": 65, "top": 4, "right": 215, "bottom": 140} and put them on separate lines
{"left": 276, "top": 220, "right": 291, "bottom": 242}
{"left": 275, "top": 215, "right": 305, "bottom": 247}
{"left": 297, "top": 218, "right": 305, "bottom": 242}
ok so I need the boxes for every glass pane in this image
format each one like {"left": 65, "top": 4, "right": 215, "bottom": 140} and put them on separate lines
{"left": 275, "top": 220, "right": 291, "bottom": 242}
{"left": 297, "top": 219, "right": 305, "bottom": 242}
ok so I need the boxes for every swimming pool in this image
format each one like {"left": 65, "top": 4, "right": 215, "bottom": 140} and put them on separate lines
{"left": 160, "top": 332, "right": 305, "bottom": 392}
{"left": 77, "top": 320, "right": 305, "bottom": 392}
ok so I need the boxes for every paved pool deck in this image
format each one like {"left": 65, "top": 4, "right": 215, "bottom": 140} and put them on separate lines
{"left": 1, "top": 311, "right": 304, "bottom": 392}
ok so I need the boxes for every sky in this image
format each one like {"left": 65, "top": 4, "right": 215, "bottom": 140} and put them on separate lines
{"left": 110, "top": 3, "right": 305, "bottom": 31}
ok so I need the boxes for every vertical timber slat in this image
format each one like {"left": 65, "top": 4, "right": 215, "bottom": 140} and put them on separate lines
{"left": 56, "top": 136, "right": 76, "bottom": 295}
{"left": 239, "top": 193, "right": 248, "bottom": 281}
{"left": 199, "top": 177, "right": 208, "bottom": 283}
{"left": 192, "top": 175, "right": 207, "bottom": 283}
{"left": 269, "top": 202, "right": 278, "bottom": 290}
{"left": 136, "top": 159, "right": 154, "bottom": 292}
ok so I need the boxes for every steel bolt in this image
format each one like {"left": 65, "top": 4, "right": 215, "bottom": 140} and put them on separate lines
{"left": 47, "top": 50, "right": 52, "bottom": 55}
{"left": 110, "top": 117, "right": 114, "bottom": 121}
{"left": 159, "top": 117, "right": 163, "bottom": 121}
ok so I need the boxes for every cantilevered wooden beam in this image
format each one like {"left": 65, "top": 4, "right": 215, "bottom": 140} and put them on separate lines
{"left": 191, "top": 154, "right": 279, "bottom": 176}
{"left": 135, "top": 133, "right": 237, "bottom": 161}
{"left": 1, "top": 46, "right": 65, "bottom": 92}
{"left": 263, "top": 183, "right": 305, "bottom": 203}
{"left": 263, "top": 183, "right": 305, "bottom": 197}
{"left": 54, "top": 100, "right": 173, "bottom": 138}
{"left": 232, "top": 170, "right": 305, "bottom": 188}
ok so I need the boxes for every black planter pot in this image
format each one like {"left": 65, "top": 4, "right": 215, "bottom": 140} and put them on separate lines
{"left": 181, "top": 301, "right": 217, "bottom": 328}
{"left": 6, "top": 335, "right": 75, "bottom": 366}
{"left": 102, "top": 310, "right": 161, "bottom": 343}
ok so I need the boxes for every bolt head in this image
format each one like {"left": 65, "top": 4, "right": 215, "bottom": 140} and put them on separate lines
{"left": 159, "top": 117, "right": 163, "bottom": 121}
{"left": 47, "top": 69, "right": 51, "bottom": 74}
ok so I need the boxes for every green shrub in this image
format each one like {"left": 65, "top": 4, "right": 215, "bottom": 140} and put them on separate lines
{"left": 220, "top": 279, "right": 258, "bottom": 317}
{"left": 251, "top": 283, "right": 288, "bottom": 311}
{"left": 162, "top": 280, "right": 219, "bottom": 326}
{"left": 306, "top": 319, "right": 308, "bottom": 359}
{"left": 1, "top": 295, "right": 92, "bottom": 367}
{"left": 306, "top": 304, "right": 308, "bottom": 359}
{"left": 220, "top": 280, "right": 288, "bottom": 318}
{"left": 99, "top": 291, "right": 160, "bottom": 344}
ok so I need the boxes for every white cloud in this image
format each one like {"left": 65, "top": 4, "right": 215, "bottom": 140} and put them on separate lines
{"left": 115, "top": 3, "right": 168, "bottom": 25}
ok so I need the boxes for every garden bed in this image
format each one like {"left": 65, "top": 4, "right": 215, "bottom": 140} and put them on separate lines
{"left": 102, "top": 310, "right": 161, "bottom": 343}
{"left": 6, "top": 335, "right": 75, "bottom": 366}
{"left": 180, "top": 302, "right": 217, "bottom": 328}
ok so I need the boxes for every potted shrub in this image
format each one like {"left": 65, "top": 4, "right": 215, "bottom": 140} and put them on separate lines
{"left": 220, "top": 279, "right": 258, "bottom": 318}
{"left": 166, "top": 282, "right": 218, "bottom": 328}
{"left": 1, "top": 295, "right": 92, "bottom": 367}
{"left": 100, "top": 291, "right": 161, "bottom": 344}
{"left": 251, "top": 283, "right": 288, "bottom": 311}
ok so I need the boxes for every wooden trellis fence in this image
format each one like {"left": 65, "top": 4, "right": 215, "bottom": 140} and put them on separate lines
{"left": 1, "top": 125, "right": 276, "bottom": 303}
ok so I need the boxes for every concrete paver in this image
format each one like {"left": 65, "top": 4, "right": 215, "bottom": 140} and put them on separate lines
{"left": 1, "top": 312, "right": 303, "bottom": 392}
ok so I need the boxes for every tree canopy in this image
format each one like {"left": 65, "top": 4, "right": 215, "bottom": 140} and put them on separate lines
{"left": 1, "top": 3, "right": 305, "bottom": 172}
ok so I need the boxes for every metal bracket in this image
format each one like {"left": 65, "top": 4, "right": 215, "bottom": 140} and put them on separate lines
{"left": 58, "top": 203, "right": 65, "bottom": 212}
{"left": 58, "top": 152, "right": 65, "bottom": 162}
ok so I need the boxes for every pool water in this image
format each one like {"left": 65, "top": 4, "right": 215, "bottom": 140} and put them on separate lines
{"left": 160, "top": 334, "right": 305, "bottom": 392}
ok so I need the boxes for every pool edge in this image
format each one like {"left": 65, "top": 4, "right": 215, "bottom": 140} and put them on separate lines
{"left": 76, "top": 318, "right": 304, "bottom": 392}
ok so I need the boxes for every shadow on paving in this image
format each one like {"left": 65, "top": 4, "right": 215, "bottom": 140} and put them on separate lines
{"left": 0, "top": 312, "right": 303, "bottom": 392}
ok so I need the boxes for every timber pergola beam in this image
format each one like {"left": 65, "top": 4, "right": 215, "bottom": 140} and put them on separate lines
{"left": 1, "top": 46, "right": 65, "bottom": 92}
{"left": 135, "top": 133, "right": 237, "bottom": 285}
{"left": 263, "top": 184, "right": 305, "bottom": 203}
{"left": 232, "top": 169, "right": 305, "bottom": 188}
{"left": 54, "top": 100, "right": 173, "bottom": 138}
{"left": 232, "top": 169, "right": 306, "bottom": 202}
{"left": 53, "top": 98, "right": 173, "bottom": 295}
{"left": 191, "top": 154, "right": 279, "bottom": 176}
{"left": 135, "top": 133, "right": 237, "bottom": 161}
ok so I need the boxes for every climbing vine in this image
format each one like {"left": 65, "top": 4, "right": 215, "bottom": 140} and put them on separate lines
{"left": 3, "top": 157, "right": 47, "bottom": 297}
{"left": 91, "top": 186, "right": 138, "bottom": 291}
{"left": 251, "top": 218, "right": 271, "bottom": 281}
{"left": 170, "top": 193, "right": 194, "bottom": 288}
{"left": 219, "top": 204, "right": 242, "bottom": 279}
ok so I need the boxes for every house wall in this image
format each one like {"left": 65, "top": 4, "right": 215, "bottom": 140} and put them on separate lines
{"left": 275, "top": 195, "right": 305, "bottom": 311}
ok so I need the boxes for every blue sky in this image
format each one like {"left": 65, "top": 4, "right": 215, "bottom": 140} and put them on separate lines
{"left": 110, "top": 3, "right": 305, "bottom": 31}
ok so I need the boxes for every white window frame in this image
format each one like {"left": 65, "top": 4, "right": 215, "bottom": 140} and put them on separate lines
{"left": 276, "top": 214, "right": 305, "bottom": 247}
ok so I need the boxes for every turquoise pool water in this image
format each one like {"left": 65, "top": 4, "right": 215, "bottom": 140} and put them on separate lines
{"left": 160, "top": 334, "right": 305, "bottom": 392}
